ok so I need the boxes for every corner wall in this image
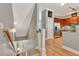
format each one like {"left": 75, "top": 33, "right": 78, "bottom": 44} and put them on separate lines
{"left": 27, "top": 4, "right": 38, "bottom": 55}
{"left": 12, "top": 3, "right": 35, "bottom": 37}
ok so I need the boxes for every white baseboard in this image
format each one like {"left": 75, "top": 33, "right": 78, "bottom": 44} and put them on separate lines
{"left": 63, "top": 45, "right": 79, "bottom": 55}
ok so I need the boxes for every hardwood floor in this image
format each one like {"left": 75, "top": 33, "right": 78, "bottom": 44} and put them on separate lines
{"left": 45, "top": 37, "right": 79, "bottom": 56}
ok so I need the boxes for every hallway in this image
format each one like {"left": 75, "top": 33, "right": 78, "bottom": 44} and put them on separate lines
{"left": 46, "top": 38, "right": 79, "bottom": 56}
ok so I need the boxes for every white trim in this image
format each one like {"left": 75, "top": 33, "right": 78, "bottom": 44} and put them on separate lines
{"left": 63, "top": 45, "right": 79, "bottom": 55}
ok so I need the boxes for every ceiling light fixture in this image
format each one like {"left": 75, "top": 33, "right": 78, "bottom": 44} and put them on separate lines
{"left": 60, "top": 3, "right": 65, "bottom": 6}
{"left": 14, "top": 22, "right": 17, "bottom": 25}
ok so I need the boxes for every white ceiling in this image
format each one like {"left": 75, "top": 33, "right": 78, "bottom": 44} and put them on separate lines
{"left": 39, "top": 3, "right": 79, "bottom": 17}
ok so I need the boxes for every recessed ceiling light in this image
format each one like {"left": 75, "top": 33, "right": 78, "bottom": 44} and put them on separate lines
{"left": 60, "top": 3, "right": 65, "bottom": 6}
{"left": 14, "top": 22, "right": 17, "bottom": 25}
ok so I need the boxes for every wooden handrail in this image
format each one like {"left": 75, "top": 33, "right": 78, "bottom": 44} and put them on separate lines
{"left": 0, "top": 28, "right": 15, "bottom": 51}
{"left": 5, "top": 30, "right": 15, "bottom": 49}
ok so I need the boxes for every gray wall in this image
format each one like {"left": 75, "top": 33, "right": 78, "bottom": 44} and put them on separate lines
{"left": 63, "top": 26, "right": 79, "bottom": 51}
{"left": 0, "top": 3, "right": 13, "bottom": 28}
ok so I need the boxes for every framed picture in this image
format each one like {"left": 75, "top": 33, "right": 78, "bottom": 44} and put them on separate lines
{"left": 48, "top": 11, "right": 52, "bottom": 18}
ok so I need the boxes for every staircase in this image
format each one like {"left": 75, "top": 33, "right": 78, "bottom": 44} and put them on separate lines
{"left": 12, "top": 4, "right": 38, "bottom": 56}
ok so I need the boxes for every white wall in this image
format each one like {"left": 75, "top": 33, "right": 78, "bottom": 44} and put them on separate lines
{"left": 0, "top": 3, "right": 13, "bottom": 28}
{"left": 12, "top": 3, "right": 35, "bottom": 37}
{"left": 27, "top": 4, "right": 38, "bottom": 55}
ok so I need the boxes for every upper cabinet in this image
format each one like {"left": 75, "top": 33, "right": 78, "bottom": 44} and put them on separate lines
{"left": 54, "top": 16, "right": 79, "bottom": 26}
